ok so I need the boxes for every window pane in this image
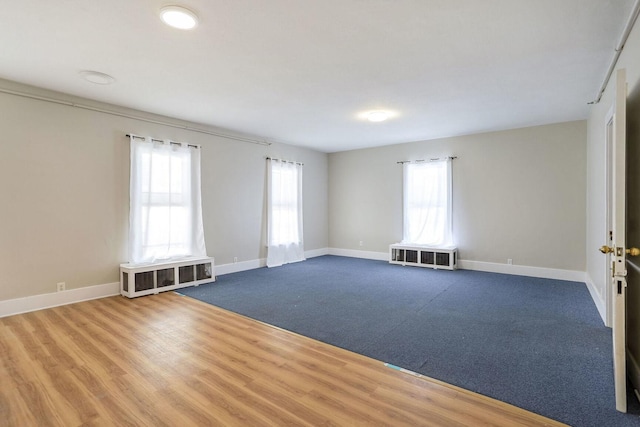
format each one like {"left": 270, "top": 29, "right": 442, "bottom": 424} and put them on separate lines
{"left": 130, "top": 139, "right": 205, "bottom": 263}
{"left": 403, "top": 161, "right": 451, "bottom": 246}
{"left": 269, "top": 163, "right": 300, "bottom": 245}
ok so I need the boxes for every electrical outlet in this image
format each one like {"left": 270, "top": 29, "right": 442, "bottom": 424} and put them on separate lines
{"left": 233, "top": 257, "right": 238, "bottom": 263}
{"left": 359, "top": 241, "right": 363, "bottom": 247}
{"left": 57, "top": 282, "right": 66, "bottom": 292}
{"left": 507, "top": 259, "right": 513, "bottom": 265}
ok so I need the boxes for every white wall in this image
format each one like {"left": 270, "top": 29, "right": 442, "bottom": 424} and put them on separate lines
{"left": 0, "top": 80, "right": 328, "bottom": 301}
{"left": 329, "top": 121, "right": 587, "bottom": 272}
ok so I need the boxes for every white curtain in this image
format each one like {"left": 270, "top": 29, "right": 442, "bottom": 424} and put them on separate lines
{"left": 267, "top": 159, "right": 305, "bottom": 267}
{"left": 129, "top": 136, "right": 207, "bottom": 264}
{"left": 402, "top": 158, "right": 453, "bottom": 247}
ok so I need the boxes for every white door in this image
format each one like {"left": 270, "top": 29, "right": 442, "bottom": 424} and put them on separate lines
{"left": 602, "top": 68, "right": 628, "bottom": 413}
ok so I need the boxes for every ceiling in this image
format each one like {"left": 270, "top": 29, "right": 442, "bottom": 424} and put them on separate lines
{"left": 0, "top": 0, "right": 635, "bottom": 152}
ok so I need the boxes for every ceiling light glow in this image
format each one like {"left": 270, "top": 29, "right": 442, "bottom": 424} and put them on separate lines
{"left": 367, "top": 111, "right": 391, "bottom": 122}
{"left": 79, "top": 70, "right": 115, "bottom": 85}
{"left": 160, "top": 6, "right": 198, "bottom": 30}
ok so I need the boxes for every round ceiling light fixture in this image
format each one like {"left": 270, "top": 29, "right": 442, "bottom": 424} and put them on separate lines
{"left": 79, "top": 70, "right": 116, "bottom": 85}
{"left": 367, "top": 111, "right": 391, "bottom": 122}
{"left": 160, "top": 5, "right": 198, "bottom": 30}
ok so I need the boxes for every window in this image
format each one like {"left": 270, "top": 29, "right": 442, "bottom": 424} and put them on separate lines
{"left": 402, "top": 159, "right": 453, "bottom": 247}
{"left": 267, "top": 159, "right": 305, "bottom": 267}
{"left": 129, "top": 136, "right": 206, "bottom": 264}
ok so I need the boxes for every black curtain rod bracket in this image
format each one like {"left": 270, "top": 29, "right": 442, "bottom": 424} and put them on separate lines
{"left": 126, "top": 133, "right": 200, "bottom": 149}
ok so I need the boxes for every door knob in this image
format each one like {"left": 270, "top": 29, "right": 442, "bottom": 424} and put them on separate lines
{"left": 598, "top": 245, "right": 640, "bottom": 256}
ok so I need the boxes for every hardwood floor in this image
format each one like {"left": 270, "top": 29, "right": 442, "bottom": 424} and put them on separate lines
{"left": 0, "top": 293, "right": 566, "bottom": 426}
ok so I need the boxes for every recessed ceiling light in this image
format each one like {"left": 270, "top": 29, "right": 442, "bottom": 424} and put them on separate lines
{"left": 79, "top": 70, "right": 115, "bottom": 85}
{"left": 367, "top": 111, "right": 391, "bottom": 122}
{"left": 160, "top": 5, "right": 198, "bottom": 30}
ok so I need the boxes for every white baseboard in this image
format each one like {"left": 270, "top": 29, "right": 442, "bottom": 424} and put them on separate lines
{"left": 0, "top": 282, "right": 120, "bottom": 318}
{"left": 305, "top": 247, "right": 330, "bottom": 258}
{"left": 327, "top": 248, "right": 587, "bottom": 283}
{"left": 215, "top": 248, "right": 330, "bottom": 276}
{"left": 1, "top": 250, "right": 588, "bottom": 318}
{"left": 458, "top": 259, "right": 586, "bottom": 282}
{"left": 584, "top": 273, "right": 607, "bottom": 326}
{"left": 328, "top": 248, "right": 388, "bottom": 261}
{"left": 215, "top": 258, "right": 266, "bottom": 275}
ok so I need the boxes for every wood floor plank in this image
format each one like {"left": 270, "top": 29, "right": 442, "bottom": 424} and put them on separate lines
{"left": 0, "top": 292, "right": 567, "bottom": 426}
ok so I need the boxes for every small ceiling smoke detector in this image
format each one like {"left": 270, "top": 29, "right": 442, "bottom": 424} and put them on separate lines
{"left": 79, "top": 70, "right": 115, "bottom": 85}
{"left": 160, "top": 5, "right": 198, "bottom": 30}
{"left": 367, "top": 111, "right": 391, "bottom": 122}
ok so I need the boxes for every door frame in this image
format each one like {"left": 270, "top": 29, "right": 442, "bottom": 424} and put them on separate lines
{"left": 611, "top": 68, "right": 628, "bottom": 413}
{"left": 605, "top": 106, "right": 615, "bottom": 328}
{"left": 601, "top": 68, "right": 628, "bottom": 412}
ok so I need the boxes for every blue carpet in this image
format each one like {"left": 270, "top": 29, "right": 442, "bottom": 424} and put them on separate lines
{"left": 179, "top": 255, "right": 640, "bottom": 426}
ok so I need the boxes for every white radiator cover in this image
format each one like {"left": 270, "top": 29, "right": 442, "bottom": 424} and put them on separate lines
{"left": 120, "top": 256, "right": 215, "bottom": 298}
{"left": 389, "top": 244, "right": 457, "bottom": 270}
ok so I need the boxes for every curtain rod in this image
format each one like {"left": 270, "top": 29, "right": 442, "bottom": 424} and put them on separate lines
{"left": 266, "top": 156, "right": 304, "bottom": 166}
{"left": 0, "top": 86, "right": 272, "bottom": 146}
{"left": 127, "top": 133, "right": 200, "bottom": 149}
{"left": 397, "top": 156, "right": 457, "bottom": 164}
{"left": 589, "top": 0, "right": 640, "bottom": 104}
